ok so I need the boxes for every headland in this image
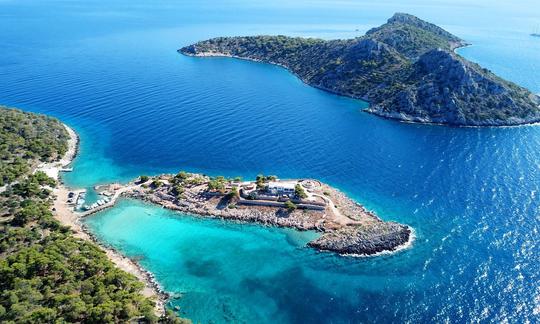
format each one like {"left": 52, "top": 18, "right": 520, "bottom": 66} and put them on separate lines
{"left": 180, "top": 13, "right": 540, "bottom": 126}
{"left": 76, "top": 173, "right": 413, "bottom": 256}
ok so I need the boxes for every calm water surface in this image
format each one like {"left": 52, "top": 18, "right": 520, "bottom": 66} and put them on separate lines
{"left": 2, "top": 0, "right": 540, "bottom": 322}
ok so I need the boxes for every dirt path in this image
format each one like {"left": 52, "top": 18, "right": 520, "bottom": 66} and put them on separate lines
{"left": 311, "top": 193, "right": 358, "bottom": 226}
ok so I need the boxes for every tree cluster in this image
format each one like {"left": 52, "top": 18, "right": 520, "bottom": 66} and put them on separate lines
{"left": 0, "top": 108, "right": 188, "bottom": 323}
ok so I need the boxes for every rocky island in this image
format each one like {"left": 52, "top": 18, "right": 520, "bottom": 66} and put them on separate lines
{"left": 81, "top": 173, "right": 412, "bottom": 256}
{"left": 180, "top": 13, "right": 540, "bottom": 126}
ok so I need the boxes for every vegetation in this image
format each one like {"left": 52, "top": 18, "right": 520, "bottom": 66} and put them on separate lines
{"left": 174, "top": 171, "right": 189, "bottom": 182}
{"left": 227, "top": 187, "right": 239, "bottom": 200}
{"left": 183, "top": 176, "right": 204, "bottom": 187}
{"left": 255, "top": 174, "right": 266, "bottom": 190}
{"left": 255, "top": 174, "right": 276, "bottom": 190}
{"left": 171, "top": 171, "right": 205, "bottom": 188}
{"left": 181, "top": 13, "right": 540, "bottom": 126}
{"left": 0, "top": 236, "right": 158, "bottom": 323}
{"left": 284, "top": 200, "right": 297, "bottom": 211}
{"left": 139, "top": 175, "right": 150, "bottom": 183}
{"left": 294, "top": 184, "right": 307, "bottom": 199}
{"left": 0, "top": 107, "right": 68, "bottom": 186}
{"left": 0, "top": 107, "right": 185, "bottom": 323}
{"left": 171, "top": 185, "right": 184, "bottom": 199}
{"left": 364, "top": 13, "right": 463, "bottom": 59}
{"left": 207, "top": 176, "right": 226, "bottom": 192}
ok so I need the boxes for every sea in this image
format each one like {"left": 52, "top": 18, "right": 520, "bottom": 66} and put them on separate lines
{"left": 1, "top": 0, "right": 539, "bottom": 322}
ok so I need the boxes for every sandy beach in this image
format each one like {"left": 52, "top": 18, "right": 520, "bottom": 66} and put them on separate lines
{"left": 49, "top": 124, "right": 167, "bottom": 316}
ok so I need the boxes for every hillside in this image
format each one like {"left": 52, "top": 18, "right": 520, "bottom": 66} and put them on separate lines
{"left": 0, "top": 107, "right": 182, "bottom": 323}
{"left": 180, "top": 13, "right": 540, "bottom": 126}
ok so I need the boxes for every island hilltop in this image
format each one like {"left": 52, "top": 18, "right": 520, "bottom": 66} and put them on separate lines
{"left": 180, "top": 13, "right": 540, "bottom": 126}
{"left": 79, "top": 173, "right": 412, "bottom": 256}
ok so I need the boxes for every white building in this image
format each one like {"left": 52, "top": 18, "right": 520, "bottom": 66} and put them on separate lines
{"left": 267, "top": 181, "right": 296, "bottom": 196}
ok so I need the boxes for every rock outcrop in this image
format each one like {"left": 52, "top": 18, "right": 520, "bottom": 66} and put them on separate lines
{"left": 367, "top": 49, "right": 540, "bottom": 125}
{"left": 309, "top": 222, "right": 412, "bottom": 255}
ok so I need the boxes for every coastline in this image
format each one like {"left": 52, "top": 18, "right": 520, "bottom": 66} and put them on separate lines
{"left": 49, "top": 124, "right": 168, "bottom": 317}
{"left": 364, "top": 107, "right": 540, "bottom": 128}
{"left": 341, "top": 227, "right": 416, "bottom": 258}
{"left": 180, "top": 48, "right": 540, "bottom": 128}
{"left": 82, "top": 173, "right": 413, "bottom": 256}
{"left": 46, "top": 123, "right": 412, "bottom": 317}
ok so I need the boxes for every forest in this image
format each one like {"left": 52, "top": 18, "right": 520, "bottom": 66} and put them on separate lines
{"left": 0, "top": 107, "right": 185, "bottom": 323}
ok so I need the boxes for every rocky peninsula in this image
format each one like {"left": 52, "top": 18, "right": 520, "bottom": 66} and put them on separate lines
{"left": 180, "top": 13, "right": 540, "bottom": 126}
{"left": 82, "top": 173, "right": 413, "bottom": 256}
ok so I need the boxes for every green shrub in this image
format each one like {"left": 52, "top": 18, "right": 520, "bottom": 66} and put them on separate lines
{"left": 284, "top": 200, "right": 297, "bottom": 211}
{"left": 139, "top": 175, "right": 149, "bottom": 183}
{"left": 295, "top": 184, "right": 307, "bottom": 199}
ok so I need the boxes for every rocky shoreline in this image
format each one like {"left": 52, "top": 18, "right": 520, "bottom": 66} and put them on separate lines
{"left": 182, "top": 50, "right": 540, "bottom": 128}
{"left": 100, "top": 173, "right": 414, "bottom": 256}
{"left": 308, "top": 221, "right": 412, "bottom": 256}
{"left": 180, "top": 13, "right": 540, "bottom": 127}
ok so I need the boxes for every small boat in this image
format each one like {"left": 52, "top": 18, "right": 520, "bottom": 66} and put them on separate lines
{"left": 76, "top": 198, "right": 85, "bottom": 207}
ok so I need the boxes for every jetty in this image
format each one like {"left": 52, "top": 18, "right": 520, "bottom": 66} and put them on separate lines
{"left": 79, "top": 184, "right": 135, "bottom": 217}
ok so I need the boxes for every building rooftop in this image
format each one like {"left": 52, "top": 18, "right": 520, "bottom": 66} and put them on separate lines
{"left": 267, "top": 181, "right": 296, "bottom": 190}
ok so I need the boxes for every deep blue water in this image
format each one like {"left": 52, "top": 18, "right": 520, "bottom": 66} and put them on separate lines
{"left": 2, "top": 0, "right": 540, "bottom": 322}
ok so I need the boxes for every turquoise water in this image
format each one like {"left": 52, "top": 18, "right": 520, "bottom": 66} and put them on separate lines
{"left": 2, "top": 0, "right": 540, "bottom": 322}
{"left": 86, "top": 199, "right": 322, "bottom": 323}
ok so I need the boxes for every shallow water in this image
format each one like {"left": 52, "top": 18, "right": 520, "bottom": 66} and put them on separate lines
{"left": 2, "top": 0, "right": 540, "bottom": 322}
